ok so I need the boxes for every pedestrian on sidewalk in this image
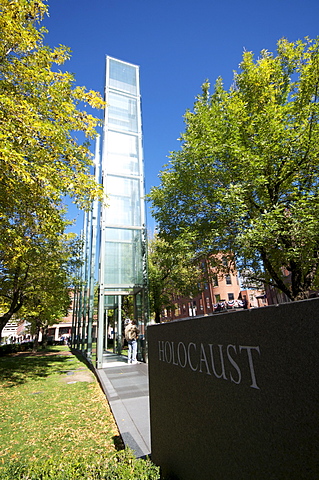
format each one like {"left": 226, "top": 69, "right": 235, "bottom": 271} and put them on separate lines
{"left": 124, "top": 319, "right": 139, "bottom": 364}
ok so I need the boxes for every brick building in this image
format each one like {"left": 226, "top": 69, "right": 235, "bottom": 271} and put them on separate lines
{"left": 161, "top": 254, "right": 267, "bottom": 322}
{"left": 163, "top": 257, "right": 246, "bottom": 321}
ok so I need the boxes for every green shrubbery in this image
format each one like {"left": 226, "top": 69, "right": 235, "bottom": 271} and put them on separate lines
{"left": 1, "top": 449, "right": 160, "bottom": 479}
{"left": 0, "top": 340, "right": 61, "bottom": 356}
{"left": 0, "top": 342, "right": 34, "bottom": 356}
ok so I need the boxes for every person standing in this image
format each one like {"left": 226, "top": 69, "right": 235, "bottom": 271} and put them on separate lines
{"left": 124, "top": 319, "right": 139, "bottom": 364}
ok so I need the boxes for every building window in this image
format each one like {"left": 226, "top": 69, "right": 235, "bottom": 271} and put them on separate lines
{"left": 212, "top": 274, "right": 218, "bottom": 286}
{"left": 228, "top": 293, "right": 234, "bottom": 301}
{"left": 225, "top": 275, "right": 232, "bottom": 285}
{"left": 189, "top": 301, "right": 197, "bottom": 316}
{"left": 215, "top": 294, "right": 221, "bottom": 303}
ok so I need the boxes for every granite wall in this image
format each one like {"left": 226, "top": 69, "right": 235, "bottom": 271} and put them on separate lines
{"left": 148, "top": 299, "right": 319, "bottom": 479}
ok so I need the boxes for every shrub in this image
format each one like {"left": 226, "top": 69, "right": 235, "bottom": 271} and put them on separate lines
{"left": 0, "top": 342, "right": 34, "bottom": 356}
{"left": 0, "top": 449, "right": 160, "bottom": 479}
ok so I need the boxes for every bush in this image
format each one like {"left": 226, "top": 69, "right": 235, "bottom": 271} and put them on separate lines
{"left": 0, "top": 449, "right": 160, "bottom": 479}
{"left": 103, "top": 450, "right": 160, "bottom": 479}
{"left": 0, "top": 342, "right": 34, "bottom": 356}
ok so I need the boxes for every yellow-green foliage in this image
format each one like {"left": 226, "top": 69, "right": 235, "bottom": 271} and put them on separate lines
{"left": 0, "top": 1, "right": 105, "bottom": 331}
{"left": 0, "top": 0, "right": 105, "bottom": 207}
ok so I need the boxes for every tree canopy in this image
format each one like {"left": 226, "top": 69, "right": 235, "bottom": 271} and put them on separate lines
{"left": 19, "top": 233, "right": 76, "bottom": 349}
{"left": 0, "top": 0, "right": 104, "bottom": 210}
{"left": 149, "top": 37, "right": 319, "bottom": 301}
{"left": 0, "top": 0, "right": 104, "bottom": 335}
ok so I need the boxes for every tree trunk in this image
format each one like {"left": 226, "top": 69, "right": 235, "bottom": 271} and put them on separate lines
{"left": 260, "top": 248, "right": 294, "bottom": 301}
{"left": 42, "top": 324, "right": 49, "bottom": 349}
{"left": 32, "top": 320, "right": 41, "bottom": 353}
{"left": 155, "top": 309, "right": 161, "bottom": 323}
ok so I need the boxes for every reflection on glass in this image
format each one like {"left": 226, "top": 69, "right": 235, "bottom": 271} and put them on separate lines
{"left": 106, "top": 131, "right": 139, "bottom": 176}
{"left": 109, "top": 59, "right": 137, "bottom": 95}
{"left": 103, "top": 58, "right": 144, "bottom": 289}
{"left": 108, "top": 92, "right": 137, "bottom": 133}
{"left": 104, "top": 230, "right": 143, "bottom": 285}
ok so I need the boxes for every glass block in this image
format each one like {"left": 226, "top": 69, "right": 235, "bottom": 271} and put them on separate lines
{"left": 108, "top": 92, "right": 138, "bottom": 133}
{"left": 109, "top": 59, "right": 137, "bottom": 95}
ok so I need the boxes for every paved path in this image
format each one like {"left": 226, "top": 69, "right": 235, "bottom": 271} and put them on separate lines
{"left": 94, "top": 352, "right": 151, "bottom": 458}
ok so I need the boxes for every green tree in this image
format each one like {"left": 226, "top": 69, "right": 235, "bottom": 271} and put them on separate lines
{"left": 148, "top": 234, "right": 202, "bottom": 322}
{"left": 0, "top": 209, "right": 76, "bottom": 338}
{"left": 0, "top": 0, "right": 104, "bottom": 332}
{"left": 22, "top": 235, "right": 77, "bottom": 350}
{"left": 0, "top": 0, "right": 104, "bottom": 210}
{"left": 149, "top": 37, "right": 319, "bottom": 301}
{"left": 25, "top": 279, "right": 70, "bottom": 351}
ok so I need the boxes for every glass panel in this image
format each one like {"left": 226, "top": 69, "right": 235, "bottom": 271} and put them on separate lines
{"left": 133, "top": 231, "right": 143, "bottom": 285}
{"left": 105, "top": 228, "right": 133, "bottom": 242}
{"left": 109, "top": 59, "right": 137, "bottom": 95}
{"left": 108, "top": 92, "right": 137, "bottom": 133}
{"left": 106, "top": 177, "right": 141, "bottom": 226}
{"left": 107, "top": 176, "right": 139, "bottom": 196}
{"left": 105, "top": 242, "right": 133, "bottom": 284}
{"left": 104, "top": 296, "right": 116, "bottom": 307}
{"left": 107, "top": 196, "right": 141, "bottom": 226}
{"left": 107, "top": 154, "right": 139, "bottom": 176}
{"left": 104, "top": 230, "right": 143, "bottom": 286}
{"left": 106, "top": 131, "right": 139, "bottom": 176}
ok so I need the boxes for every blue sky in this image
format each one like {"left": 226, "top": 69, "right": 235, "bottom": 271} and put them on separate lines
{"left": 43, "top": 0, "right": 319, "bottom": 234}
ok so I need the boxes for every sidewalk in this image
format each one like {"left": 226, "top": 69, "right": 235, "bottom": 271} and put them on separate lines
{"left": 94, "top": 352, "right": 151, "bottom": 458}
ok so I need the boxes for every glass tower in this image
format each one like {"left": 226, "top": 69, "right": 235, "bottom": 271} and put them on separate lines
{"left": 97, "top": 57, "right": 148, "bottom": 367}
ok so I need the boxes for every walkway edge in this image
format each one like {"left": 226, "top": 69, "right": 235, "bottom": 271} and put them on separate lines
{"left": 94, "top": 366, "right": 151, "bottom": 458}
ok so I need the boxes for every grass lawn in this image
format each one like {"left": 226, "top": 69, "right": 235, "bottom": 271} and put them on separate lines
{"left": 0, "top": 345, "right": 159, "bottom": 479}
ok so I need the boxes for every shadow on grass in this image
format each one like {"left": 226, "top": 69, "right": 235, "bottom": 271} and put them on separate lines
{"left": 0, "top": 347, "right": 89, "bottom": 388}
{"left": 113, "top": 435, "right": 125, "bottom": 451}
